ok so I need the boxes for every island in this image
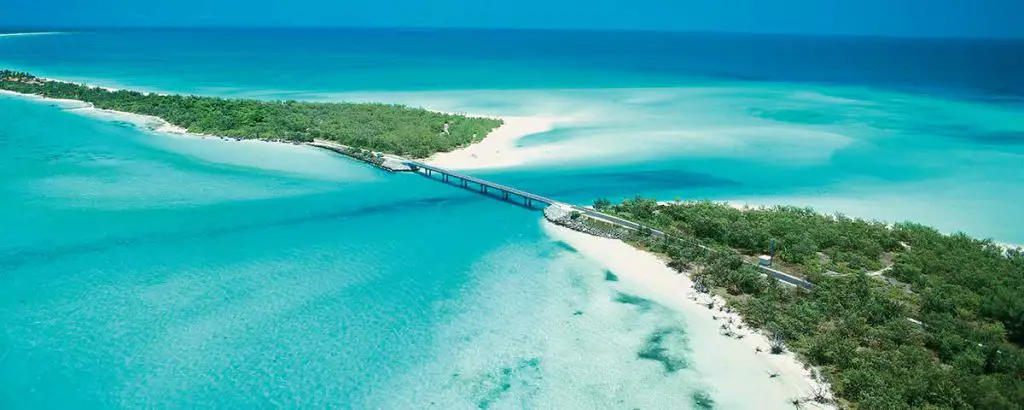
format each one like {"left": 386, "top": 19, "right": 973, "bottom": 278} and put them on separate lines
{"left": 5, "top": 68, "right": 1021, "bottom": 409}
{"left": 0, "top": 70, "right": 503, "bottom": 158}
{"left": 552, "top": 197, "right": 1023, "bottom": 409}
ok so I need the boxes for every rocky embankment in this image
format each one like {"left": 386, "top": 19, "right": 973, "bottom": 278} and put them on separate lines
{"left": 543, "top": 205, "right": 629, "bottom": 239}
{"left": 307, "top": 139, "right": 413, "bottom": 172}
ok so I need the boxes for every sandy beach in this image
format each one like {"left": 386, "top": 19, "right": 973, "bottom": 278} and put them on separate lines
{"left": 2, "top": 72, "right": 559, "bottom": 168}
{"left": 542, "top": 220, "right": 834, "bottom": 409}
{"left": 1, "top": 89, "right": 181, "bottom": 131}
{"left": 426, "top": 115, "right": 560, "bottom": 170}
{"left": 2, "top": 82, "right": 555, "bottom": 165}
{"left": 0, "top": 89, "right": 309, "bottom": 148}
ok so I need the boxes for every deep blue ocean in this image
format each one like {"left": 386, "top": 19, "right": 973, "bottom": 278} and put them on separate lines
{"left": 1, "top": 29, "right": 1022, "bottom": 409}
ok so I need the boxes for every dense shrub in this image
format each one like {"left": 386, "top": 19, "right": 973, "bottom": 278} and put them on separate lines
{"left": 605, "top": 197, "right": 1024, "bottom": 409}
{"left": 1, "top": 70, "right": 503, "bottom": 158}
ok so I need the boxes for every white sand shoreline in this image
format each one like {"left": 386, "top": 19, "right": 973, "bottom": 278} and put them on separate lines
{"left": 0, "top": 89, "right": 282, "bottom": 145}
{"left": 1, "top": 80, "right": 556, "bottom": 163}
{"left": 542, "top": 220, "right": 834, "bottom": 409}
{"left": 426, "top": 114, "right": 560, "bottom": 170}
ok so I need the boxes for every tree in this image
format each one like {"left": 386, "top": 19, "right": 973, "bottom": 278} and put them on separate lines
{"left": 595, "top": 197, "right": 1024, "bottom": 409}
{"left": 0, "top": 70, "right": 503, "bottom": 158}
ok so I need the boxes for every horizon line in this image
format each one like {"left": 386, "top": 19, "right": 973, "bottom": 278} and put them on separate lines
{"left": 2, "top": 25, "right": 1023, "bottom": 41}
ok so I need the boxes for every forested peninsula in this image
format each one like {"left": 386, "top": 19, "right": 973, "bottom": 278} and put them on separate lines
{"left": 592, "top": 198, "right": 1023, "bottom": 409}
{"left": 0, "top": 70, "right": 503, "bottom": 158}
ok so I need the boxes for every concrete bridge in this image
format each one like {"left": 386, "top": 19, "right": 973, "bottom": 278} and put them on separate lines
{"left": 403, "top": 160, "right": 557, "bottom": 209}
{"left": 405, "top": 159, "right": 665, "bottom": 234}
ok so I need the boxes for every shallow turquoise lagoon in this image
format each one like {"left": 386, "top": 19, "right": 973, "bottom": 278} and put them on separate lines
{"left": 1, "top": 29, "right": 1022, "bottom": 408}
{"left": 1, "top": 95, "right": 739, "bottom": 409}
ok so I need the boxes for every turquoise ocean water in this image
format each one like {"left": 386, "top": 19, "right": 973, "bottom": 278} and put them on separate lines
{"left": 1, "top": 29, "right": 1022, "bottom": 408}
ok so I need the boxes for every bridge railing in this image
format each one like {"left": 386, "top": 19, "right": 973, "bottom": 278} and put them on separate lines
{"left": 405, "top": 160, "right": 556, "bottom": 204}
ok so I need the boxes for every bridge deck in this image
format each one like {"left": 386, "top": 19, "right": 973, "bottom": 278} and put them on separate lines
{"left": 405, "top": 161, "right": 557, "bottom": 205}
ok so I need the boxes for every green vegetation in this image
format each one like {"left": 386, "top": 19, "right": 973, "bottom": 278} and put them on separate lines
{"left": 0, "top": 70, "right": 502, "bottom": 158}
{"left": 599, "top": 197, "right": 1024, "bottom": 409}
{"left": 336, "top": 146, "right": 385, "bottom": 167}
